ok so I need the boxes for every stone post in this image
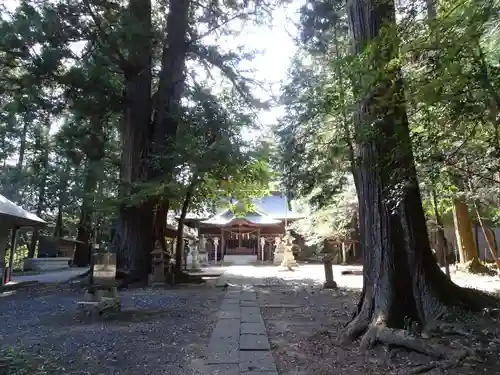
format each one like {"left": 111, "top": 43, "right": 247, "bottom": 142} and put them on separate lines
{"left": 213, "top": 237, "right": 219, "bottom": 264}
{"left": 260, "top": 237, "right": 266, "bottom": 263}
{"left": 323, "top": 254, "right": 338, "bottom": 289}
{"left": 189, "top": 239, "right": 201, "bottom": 271}
{"left": 150, "top": 241, "right": 165, "bottom": 285}
{"left": 273, "top": 236, "right": 283, "bottom": 265}
{"left": 199, "top": 235, "right": 208, "bottom": 266}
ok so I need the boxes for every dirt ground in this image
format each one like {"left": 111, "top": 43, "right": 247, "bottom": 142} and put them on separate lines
{"left": 256, "top": 282, "right": 500, "bottom": 375}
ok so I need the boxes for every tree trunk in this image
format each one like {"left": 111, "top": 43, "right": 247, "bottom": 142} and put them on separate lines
{"left": 74, "top": 117, "right": 105, "bottom": 267}
{"left": 53, "top": 164, "right": 70, "bottom": 239}
{"left": 150, "top": 0, "right": 190, "bottom": 174}
{"left": 28, "top": 129, "right": 50, "bottom": 258}
{"left": 111, "top": 0, "right": 154, "bottom": 284}
{"left": 473, "top": 201, "right": 500, "bottom": 270}
{"left": 175, "top": 178, "right": 197, "bottom": 273}
{"left": 452, "top": 198, "right": 478, "bottom": 263}
{"left": 431, "top": 189, "right": 450, "bottom": 276}
{"left": 153, "top": 200, "right": 170, "bottom": 256}
{"left": 344, "top": 0, "right": 498, "bottom": 352}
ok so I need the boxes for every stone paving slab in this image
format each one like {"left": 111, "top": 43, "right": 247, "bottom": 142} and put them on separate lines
{"left": 240, "top": 334, "right": 270, "bottom": 350}
{"left": 206, "top": 346, "right": 239, "bottom": 365}
{"left": 239, "top": 351, "right": 277, "bottom": 372}
{"left": 218, "top": 310, "right": 241, "bottom": 319}
{"left": 205, "top": 364, "right": 239, "bottom": 375}
{"left": 241, "top": 309, "right": 265, "bottom": 324}
{"left": 211, "top": 319, "right": 240, "bottom": 339}
{"left": 240, "top": 322, "right": 267, "bottom": 335}
{"left": 204, "top": 273, "right": 278, "bottom": 375}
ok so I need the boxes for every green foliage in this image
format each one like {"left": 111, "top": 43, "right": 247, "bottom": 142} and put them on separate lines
{"left": 275, "top": 0, "right": 500, "bottom": 243}
{"left": 0, "top": 0, "right": 277, "bottom": 259}
{"left": 4, "top": 245, "right": 29, "bottom": 271}
{"left": 0, "top": 346, "right": 57, "bottom": 375}
{"left": 291, "top": 178, "right": 357, "bottom": 247}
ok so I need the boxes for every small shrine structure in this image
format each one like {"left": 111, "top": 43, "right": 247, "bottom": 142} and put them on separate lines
{"left": 182, "top": 192, "right": 303, "bottom": 264}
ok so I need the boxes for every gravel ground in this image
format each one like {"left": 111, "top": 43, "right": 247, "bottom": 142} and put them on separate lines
{"left": 0, "top": 284, "right": 224, "bottom": 375}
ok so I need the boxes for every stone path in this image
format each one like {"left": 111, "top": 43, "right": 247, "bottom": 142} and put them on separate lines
{"left": 204, "top": 285, "right": 278, "bottom": 375}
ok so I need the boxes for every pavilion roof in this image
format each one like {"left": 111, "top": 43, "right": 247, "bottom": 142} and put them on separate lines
{"left": 0, "top": 194, "right": 46, "bottom": 229}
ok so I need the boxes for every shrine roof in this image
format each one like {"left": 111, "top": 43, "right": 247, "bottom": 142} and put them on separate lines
{"left": 251, "top": 193, "right": 303, "bottom": 220}
{"left": 199, "top": 192, "right": 303, "bottom": 226}
{"left": 201, "top": 212, "right": 282, "bottom": 226}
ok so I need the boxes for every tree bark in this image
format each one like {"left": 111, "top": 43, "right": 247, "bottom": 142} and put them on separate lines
{"left": 175, "top": 177, "right": 197, "bottom": 273}
{"left": 344, "top": 0, "right": 498, "bottom": 352}
{"left": 153, "top": 200, "right": 170, "bottom": 255}
{"left": 111, "top": 0, "right": 154, "bottom": 284}
{"left": 28, "top": 123, "right": 50, "bottom": 258}
{"left": 473, "top": 201, "right": 500, "bottom": 270}
{"left": 74, "top": 117, "right": 106, "bottom": 267}
{"left": 452, "top": 198, "right": 478, "bottom": 263}
{"left": 53, "top": 164, "right": 70, "bottom": 239}
{"left": 431, "top": 189, "right": 450, "bottom": 276}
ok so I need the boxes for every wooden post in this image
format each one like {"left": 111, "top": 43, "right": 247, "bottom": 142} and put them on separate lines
{"left": 238, "top": 225, "right": 242, "bottom": 248}
{"left": 257, "top": 229, "right": 261, "bottom": 259}
{"left": 7, "top": 227, "right": 19, "bottom": 283}
{"left": 341, "top": 242, "right": 347, "bottom": 264}
{"left": 221, "top": 229, "right": 225, "bottom": 261}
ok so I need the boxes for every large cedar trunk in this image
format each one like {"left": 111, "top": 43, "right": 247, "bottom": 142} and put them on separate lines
{"left": 344, "top": 0, "right": 498, "bottom": 351}
{"left": 452, "top": 198, "right": 478, "bottom": 263}
{"left": 112, "top": 0, "right": 154, "bottom": 283}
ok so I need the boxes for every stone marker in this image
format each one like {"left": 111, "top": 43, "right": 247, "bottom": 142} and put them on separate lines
{"left": 77, "top": 252, "right": 120, "bottom": 317}
{"left": 150, "top": 241, "right": 165, "bottom": 285}
{"left": 323, "top": 255, "right": 338, "bottom": 289}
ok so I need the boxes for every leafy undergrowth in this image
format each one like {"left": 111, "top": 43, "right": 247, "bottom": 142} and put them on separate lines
{"left": 0, "top": 347, "right": 61, "bottom": 375}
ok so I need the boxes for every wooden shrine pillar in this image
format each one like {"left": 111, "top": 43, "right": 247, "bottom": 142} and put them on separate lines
{"left": 221, "top": 229, "right": 225, "bottom": 260}
{"left": 238, "top": 226, "right": 242, "bottom": 248}
{"left": 257, "top": 229, "right": 261, "bottom": 259}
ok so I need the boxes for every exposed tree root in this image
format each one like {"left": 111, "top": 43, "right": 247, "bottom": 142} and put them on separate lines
{"left": 358, "top": 324, "right": 453, "bottom": 358}
{"left": 390, "top": 358, "right": 463, "bottom": 375}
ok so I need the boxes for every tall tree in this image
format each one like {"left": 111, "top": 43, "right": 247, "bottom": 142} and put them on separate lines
{"left": 343, "top": 0, "right": 498, "bottom": 352}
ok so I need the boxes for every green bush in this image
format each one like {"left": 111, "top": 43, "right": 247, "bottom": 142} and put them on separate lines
{"left": 4, "top": 245, "right": 29, "bottom": 271}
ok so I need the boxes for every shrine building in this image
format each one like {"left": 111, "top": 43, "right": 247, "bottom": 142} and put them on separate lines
{"left": 182, "top": 191, "right": 303, "bottom": 264}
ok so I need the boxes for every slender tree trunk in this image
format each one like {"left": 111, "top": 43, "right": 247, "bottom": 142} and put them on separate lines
{"left": 53, "top": 164, "right": 70, "bottom": 239}
{"left": 431, "top": 189, "right": 450, "bottom": 276}
{"left": 343, "top": 0, "right": 498, "bottom": 352}
{"left": 175, "top": 178, "right": 197, "bottom": 273}
{"left": 112, "top": 0, "right": 154, "bottom": 284}
{"left": 29, "top": 127, "right": 50, "bottom": 258}
{"left": 452, "top": 198, "right": 478, "bottom": 263}
{"left": 473, "top": 201, "right": 500, "bottom": 270}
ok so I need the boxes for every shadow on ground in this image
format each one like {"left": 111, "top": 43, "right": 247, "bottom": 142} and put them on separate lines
{"left": 1, "top": 267, "right": 500, "bottom": 375}
{"left": 0, "top": 283, "right": 224, "bottom": 375}
{"left": 219, "top": 267, "right": 500, "bottom": 375}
